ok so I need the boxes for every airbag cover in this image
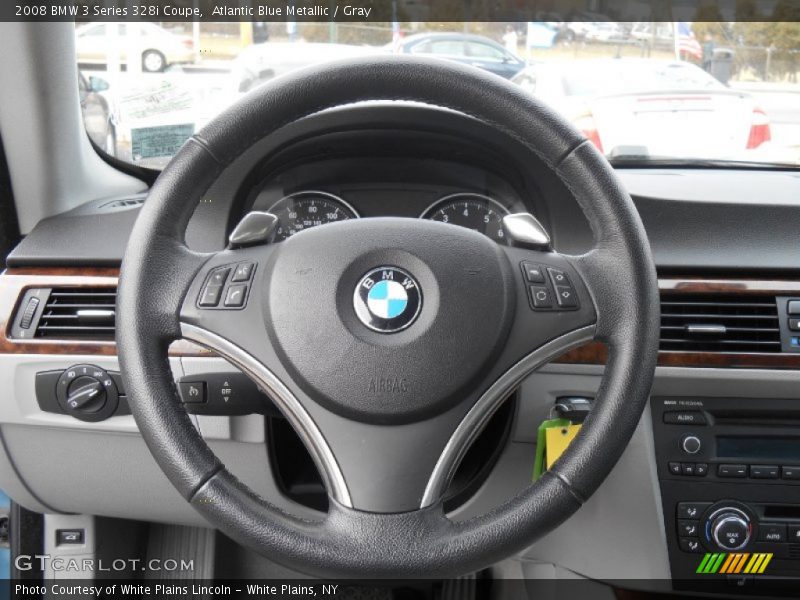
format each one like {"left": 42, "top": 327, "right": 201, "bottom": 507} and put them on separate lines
{"left": 266, "top": 218, "right": 514, "bottom": 424}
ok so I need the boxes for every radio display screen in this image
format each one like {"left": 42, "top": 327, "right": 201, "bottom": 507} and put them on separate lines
{"left": 717, "top": 436, "right": 800, "bottom": 461}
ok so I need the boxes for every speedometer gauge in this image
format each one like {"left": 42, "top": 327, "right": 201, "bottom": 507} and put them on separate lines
{"left": 421, "top": 193, "right": 510, "bottom": 243}
{"left": 268, "top": 191, "right": 359, "bottom": 241}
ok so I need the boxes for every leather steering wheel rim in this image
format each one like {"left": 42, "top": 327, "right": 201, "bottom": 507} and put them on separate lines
{"left": 117, "top": 56, "right": 660, "bottom": 578}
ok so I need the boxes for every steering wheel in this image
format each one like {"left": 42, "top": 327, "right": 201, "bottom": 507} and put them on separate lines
{"left": 117, "top": 56, "right": 659, "bottom": 578}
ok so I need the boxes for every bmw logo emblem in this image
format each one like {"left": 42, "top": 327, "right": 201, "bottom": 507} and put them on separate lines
{"left": 354, "top": 267, "right": 422, "bottom": 333}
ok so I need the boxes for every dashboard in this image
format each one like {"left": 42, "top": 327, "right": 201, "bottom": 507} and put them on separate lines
{"left": 2, "top": 102, "right": 800, "bottom": 591}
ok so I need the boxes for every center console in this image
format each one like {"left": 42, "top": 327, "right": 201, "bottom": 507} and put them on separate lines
{"left": 652, "top": 396, "right": 800, "bottom": 594}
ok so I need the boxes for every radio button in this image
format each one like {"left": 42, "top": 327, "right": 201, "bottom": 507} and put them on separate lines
{"left": 759, "top": 523, "right": 786, "bottom": 543}
{"left": 664, "top": 411, "right": 707, "bottom": 425}
{"left": 668, "top": 462, "right": 682, "bottom": 475}
{"left": 781, "top": 466, "right": 800, "bottom": 480}
{"left": 677, "top": 502, "right": 711, "bottom": 520}
{"left": 718, "top": 464, "right": 748, "bottom": 478}
{"left": 695, "top": 463, "right": 709, "bottom": 477}
{"left": 750, "top": 465, "right": 779, "bottom": 479}
{"left": 682, "top": 463, "right": 696, "bottom": 476}
{"left": 681, "top": 435, "right": 702, "bottom": 454}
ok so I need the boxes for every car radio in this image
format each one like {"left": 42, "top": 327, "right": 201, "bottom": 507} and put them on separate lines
{"left": 652, "top": 396, "right": 800, "bottom": 592}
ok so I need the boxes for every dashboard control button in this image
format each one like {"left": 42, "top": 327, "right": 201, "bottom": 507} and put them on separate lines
{"left": 710, "top": 510, "right": 751, "bottom": 550}
{"left": 66, "top": 376, "right": 106, "bottom": 413}
{"left": 681, "top": 435, "right": 702, "bottom": 454}
{"left": 55, "top": 365, "right": 119, "bottom": 422}
{"left": 790, "top": 318, "right": 800, "bottom": 332}
{"left": 19, "top": 296, "right": 40, "bottom": 329}
{"left": 56, "top": 529, "right": 84, "bottom": 545}
{"left": 788, "top": 300, "right": 800, "bottom": 315}
{"left": 232, "top": 262, "right": 255, "bottom": 282}
{"left": 179, "top": 382, "right": 206, "bottom": 404}
{"left": 521, "top": 262, "right": 545, "bottom": 283}
{"left": 718, "top": 464, "right": 748, "bottom": 478}
{"left": 679, "top": 538, "right": 702, "bottom": 553}
{"left": 554, "top": 286, "right": 578, "bottom": 308}
{"left": 695, "top": 463, "right": 708, "bottom": 476}
{"left": 678, "top": 519, "right": 699, "bottom": 537}
{"left": 677, "top": 502, "right": 711, "bottom": 520}
{"left": 529, "top": 286, "right": 552, "bottom": 309}
{"left": 663, "top": 411, "right": 707, "bottom": 425}
{"left": 682, "top": 463, "right": 696, "bottom": 476}
{"left": 502, "top": 213, "right": 551, "bottom": 251}
{"left": 759, "top": 523, "right": 786, "bottom": 543}
{"left": 668, "top": 461, "right": 682, "bottom": 475}
{"left": 224, "top": 284, "right": 248, "bottom": 308}
{"left": 547, "top": 268, "right": 571, "bottom": 287}
{"left": 208, "top": 267, "right": 231, "bottom": 287}
{"left": 199, "top": 284, "right": 223, "bottom": 307}
{"left": 788, "top": 525, "right": 800, "bottom": 542}
{"left": 750, "top": 465, "right": 779, "bottom": 479}
{"left": 782, "top": 466, "right": 800, "bottom": 480}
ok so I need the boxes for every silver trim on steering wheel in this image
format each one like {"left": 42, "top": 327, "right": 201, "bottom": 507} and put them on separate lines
{"left": 181, "top": 322, "right": 595, "bottom": 513}
{"left": 420, "top": 324, "right": 597, "bottom": 508}
{"left": 179, "top": 322, "right": 353, "bottom": 508}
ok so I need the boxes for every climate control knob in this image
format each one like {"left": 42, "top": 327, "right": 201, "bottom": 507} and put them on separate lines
{"left": 709, "top": 508, "right": 752, "bottom": 551}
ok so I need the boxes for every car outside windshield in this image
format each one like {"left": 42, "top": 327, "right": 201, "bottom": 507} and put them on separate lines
{"left": 75, "top": 21, "right": 800, "bottom": 168}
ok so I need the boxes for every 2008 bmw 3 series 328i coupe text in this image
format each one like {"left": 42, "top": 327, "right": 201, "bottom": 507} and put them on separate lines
{"left": 0, "top": 2, "right": 799, "bottom": 598}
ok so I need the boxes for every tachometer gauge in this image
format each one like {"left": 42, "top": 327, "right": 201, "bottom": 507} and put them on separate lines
{"left": 267, "top": 191, "right": 359, "bottom": 241}
{"left": 421, "top": 193, "right": 510, "bottom": 243}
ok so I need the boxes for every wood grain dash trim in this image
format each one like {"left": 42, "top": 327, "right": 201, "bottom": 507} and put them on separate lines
{"left": 0, "top": 267, "right": 209, "bottom": 357}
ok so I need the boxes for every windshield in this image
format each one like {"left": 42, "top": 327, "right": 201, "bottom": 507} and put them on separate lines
{"left": 76, "top": 20, "right": 799, "bottom": 167}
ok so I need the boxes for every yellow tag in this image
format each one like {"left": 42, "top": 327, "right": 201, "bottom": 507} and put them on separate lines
{"left": 545, "top": 424, "right": 582, "bottom": 469}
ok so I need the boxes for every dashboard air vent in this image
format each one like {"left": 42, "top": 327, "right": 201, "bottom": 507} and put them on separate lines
{"left": 660, "top": 293, "right": 781, "bottom": 353}
{"left": 35, "top": 287, "right": 117, "bottom": 340}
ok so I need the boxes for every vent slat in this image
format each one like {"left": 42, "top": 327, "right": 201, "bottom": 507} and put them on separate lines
{"left": 659, "top": 293, "right": 780, "bottom": 353}
{"left": 35, "top": 286, "right": 117, "bottom": 340}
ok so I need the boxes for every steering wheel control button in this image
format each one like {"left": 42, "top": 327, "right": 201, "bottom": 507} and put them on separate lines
{"left": 179, "top": 382, "right": 206, "bottom": 404}
{"left": 224, "top": 284, "right": 248, "bottom": 308}
{"left": 520, "top": 262, "right": 545, "bottom": 283}
{"left": 555, "top": 286, "right": 578, "bottom": 308}
{"left": 529, "top": 286, "right": 553, "bottom": 309}
{"left": 353, "top": 267, "right": 422, "bottom": 333}
{"left": 231, "top": 262, "right": 255, "bottom": 282}
{"left": 681, "top": 435, "right": 702, "bottom": 454}
{"left": 547, "top": 268, "right": 571, "bottom": 287}
{"left": 199, "top": 284, "right": 223, "bottom": 307}
{"left": 208, "top": 267, "right": 231, "bottom": 287}
{"left": 718, "top": 464, "right": 748, "bottom": 478}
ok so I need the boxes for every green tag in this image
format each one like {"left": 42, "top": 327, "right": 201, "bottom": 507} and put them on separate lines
{"left": 532, "top": 418, "right": 571, "bottom": 481}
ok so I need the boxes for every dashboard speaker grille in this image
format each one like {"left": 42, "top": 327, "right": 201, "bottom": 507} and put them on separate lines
{"left": 660, "top": 293, "right": 781, "bottom": 353}
{"left": 34, "top": 286, "right": 117, "bottom": 340}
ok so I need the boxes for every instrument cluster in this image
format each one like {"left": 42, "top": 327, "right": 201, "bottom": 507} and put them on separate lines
{"left": 260, "top": 189, "right": 519, "bottom": 244}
